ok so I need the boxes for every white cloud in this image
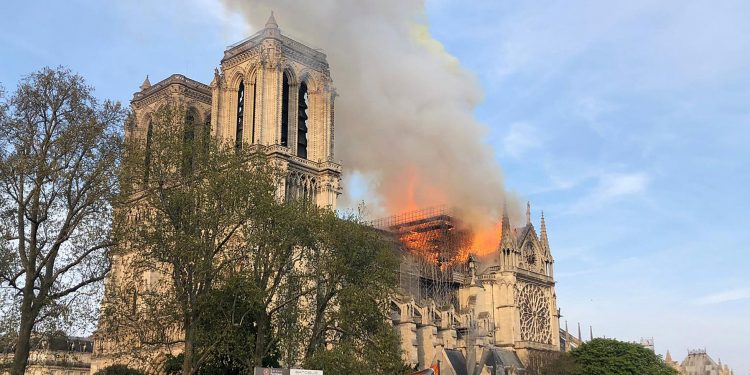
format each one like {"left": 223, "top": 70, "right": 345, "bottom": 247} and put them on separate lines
{"left": 563, "top": 172, "right": 649, "bottom": 214}
{"left": 694, "top": 288, "right": 750, "bottom": 305}
{"left": 502, "top": 122, "right": 542, "bottom": 158}
{"left": 594, "top": 172, "right": 649, "bottom": 201}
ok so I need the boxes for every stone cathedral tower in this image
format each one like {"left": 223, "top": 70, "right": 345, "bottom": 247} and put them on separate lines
{"left": 210, "top": 13, "right": 341, "bottom": 207}
{"left": 92, "top": 14, "right": 341, "bottom": 373}
{"left": 128, "top": 13, "right": 341, "bottom": 209}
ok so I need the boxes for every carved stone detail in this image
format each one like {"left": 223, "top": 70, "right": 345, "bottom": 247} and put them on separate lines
{"left": 516, "top": 283, "right": 552, "bottom": 344}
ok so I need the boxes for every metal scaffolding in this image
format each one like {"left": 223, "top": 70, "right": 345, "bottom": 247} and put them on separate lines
{"left": 371, "top": 206, "right": 471, "bottom": 308}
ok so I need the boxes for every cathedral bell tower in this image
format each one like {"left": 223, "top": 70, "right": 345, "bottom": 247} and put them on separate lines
{"left": 211, "top": 12, "right": 341, "bottom": 207}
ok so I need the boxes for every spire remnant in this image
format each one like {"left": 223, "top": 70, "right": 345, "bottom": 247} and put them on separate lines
{"left": 526, "top": 201, "right": 531, "bottom": 225}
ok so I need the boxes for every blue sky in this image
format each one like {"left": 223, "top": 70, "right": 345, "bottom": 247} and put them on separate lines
{"left": 2, "top": 0, "right": 748, "bottom": 372}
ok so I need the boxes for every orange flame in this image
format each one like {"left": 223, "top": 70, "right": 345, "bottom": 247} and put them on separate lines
{"left": 384, "top": 166, "right": 506, "bottom": 266}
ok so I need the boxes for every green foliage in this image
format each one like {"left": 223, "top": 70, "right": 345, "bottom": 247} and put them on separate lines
{"left": 108, "top": 102, "right": 406, "bottom": 374}
{"left": 93, "top": 364, "right": 146, "bottom": 375}
{"left": 108, "top": 103, "right": 283, "bottom": 374}
{"left": 544, "top": 339, "right": 679, "bottom": 375}
{"left": 304, "top": 325, "right": 410, "bottom": 375}
{"left": 0, "top": 66, "right": 123, "bottom": 375}
{"left": 300, "top": 210, "right": 407, "bottom": 374}
{"left": 194, "top": 273, "right": 280, "bottom": 373}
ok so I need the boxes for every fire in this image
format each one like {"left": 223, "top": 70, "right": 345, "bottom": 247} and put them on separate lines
{"left": 384, "top": 167, "right": 448, "bottom": 216}
{"left": 468, "top": 220, "right": 503, "bottom": 257}
{"left": 381, "top": 165, "right": 508, "bottom": 266}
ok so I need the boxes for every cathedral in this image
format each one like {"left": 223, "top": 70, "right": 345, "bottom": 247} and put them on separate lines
{"left": 92, "top": 14, "right": 561, "bottom": 375}
{"left": 381, "top": 204, "right": 559, "bottom": 375}
{"left": 128, "top": 12, "right": 341, "bottom": 209}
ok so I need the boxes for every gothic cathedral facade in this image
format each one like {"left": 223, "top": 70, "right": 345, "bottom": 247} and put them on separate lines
{"left": 390, "top": 205, "right": 560, "bottom": 375}
{"left": 129, "top": 13, "right": 341, "bottom": 209}
{"left": 93, "top": 14, "right": 561, "bottom": 375}
{"left": 92, "top": 14, "right": 341, "bottom": 373}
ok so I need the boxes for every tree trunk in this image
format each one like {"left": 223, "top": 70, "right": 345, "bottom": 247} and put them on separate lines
{"left": 182, "top": 317, "right": 196, "bottom": 375}
{"left": 253, "top": 311, "right": 269, "bottom": 367}
{"left": 11, "top": 294, "right": 35, "bottom": 375}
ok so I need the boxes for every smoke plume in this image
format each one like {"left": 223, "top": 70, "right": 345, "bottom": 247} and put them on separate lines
{"left": 218, "top": 0, "right": 517, "bottom": 251}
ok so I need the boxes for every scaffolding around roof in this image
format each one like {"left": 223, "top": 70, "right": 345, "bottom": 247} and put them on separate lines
{"left": 372, "top": 206, "right": 471, "bottom": 308}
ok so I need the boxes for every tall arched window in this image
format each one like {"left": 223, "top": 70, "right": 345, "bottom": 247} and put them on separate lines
{"left": 182, "top": 109, "right": 197, "bottom": 176}
{"left": 297, "top": 82, "right": 308, "bottom": 159}
{"left": 203, "top": 114, "right": 211, "bottom": 156}
{"left": 281, "top": 74, "right": 290, "bottom": 147}
{"left": 144, "top": 120, "right": 153, "bottom": 183}
{"left": 251, "top": 78, "right": 257, "bottom": 144}
{"left": 236, "top": 80, "right": 245, "bottom": 150}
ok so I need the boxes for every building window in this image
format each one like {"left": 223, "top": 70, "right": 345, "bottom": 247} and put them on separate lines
{"left": 144, "top": 120, "right": 153, "bottom": 183}
{"left": 182, "top": 109, "right": 197, "bottom": 176}
{"left": 236, "top": 80, "right": 245, "bottom": 150}
{"left": 297, "top": 82, "right": 308, "bottom": 159}
{"left": 281, "top": 74, "right": 289, "bottom": 147}
{"left": 203, "top": 114, "right": 211, "bottom": 156}
{"left": 251, "top": 78, "right": 257, "bottom": 144}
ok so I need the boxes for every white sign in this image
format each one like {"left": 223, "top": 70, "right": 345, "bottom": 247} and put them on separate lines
{"left": 290, "top": 370, "right": 323, "bottom": 375}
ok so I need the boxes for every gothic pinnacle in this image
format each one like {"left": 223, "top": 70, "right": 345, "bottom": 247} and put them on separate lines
{"left": 540, "top": 210, "right": 550, "bottom": 251}
{"left": 265, "top": 11, "right": 278, "bottom": 29}
{"left": 140, "top": 75, "right": 151, "bottom": 91}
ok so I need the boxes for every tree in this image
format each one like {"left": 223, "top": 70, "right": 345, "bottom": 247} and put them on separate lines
{"left": 101, "top": 103, "right": 286, "bottom": 375}
{"left": 543, "top": 339, "right": 679, "bottom": 375}
{"left": 103, "top": 102, "right": 406, "bottom": 374}
{"left": 0, "top": 67, "right": 124, "bottom": 375}
{"left": 299, "top": 210, "right": 408, "bottom": 374}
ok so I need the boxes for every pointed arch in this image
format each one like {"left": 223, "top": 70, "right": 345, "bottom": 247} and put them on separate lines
{"left": 143, "top": 114, "right": 153, "bottom": 184}
{"left": 235, "top": 80, "right": 245, "bottom": 150}
{"left": 228, "top": 71, "right": 246, "bottom": 91}
{"left": 281, "top": 68, "right": 297, "bottom": 148}
{"left": 182, "top": 107, "right": 200, "bottom": 176}
{"left": 246, "top": 66, "right": 260, "bottom": 145}
{"left": 297, "top": 80, "right": 309, "bottom": 159}
{"left": 298, "top": 70, "right": 320, "bottom": 160}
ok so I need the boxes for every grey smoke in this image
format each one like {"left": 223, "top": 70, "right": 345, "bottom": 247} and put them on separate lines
{"left": 218, "top": 0, "right": 513, "bottom": 228}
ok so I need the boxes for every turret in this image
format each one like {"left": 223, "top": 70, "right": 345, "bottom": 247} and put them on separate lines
{"left": 540, "top": 210, "right": 549, "bottom": 252}
{"left": 140, "top": 75, "right": 151, "bottom": 91}
{"left": 498, "top": 202, "right": 516, "bottom": 267}
{"left": 263, "top": 11, "right": 281, "bottom": 38}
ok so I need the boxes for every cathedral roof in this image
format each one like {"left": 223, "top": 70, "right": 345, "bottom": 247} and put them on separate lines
{"left": 475, "top": 347, "right": 526, "bottom": 375}
{"left": 444, "top": 349, "right": 468, "bottom": 375}
{"left": 515, "top": 224, "right": 535, "bottom": 245}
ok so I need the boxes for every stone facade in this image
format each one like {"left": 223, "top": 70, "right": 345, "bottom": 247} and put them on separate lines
{"left": 93, "top": 13, "right": 561, "bottom": 375}
{"left": 386, "top": 204, "right": 560, "bottom": 375}
{"left": 126, "top": 12, "right": 341, "bottom": 210}
{"left": 91, "top": 14, "right": 340, "bottom": 374}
